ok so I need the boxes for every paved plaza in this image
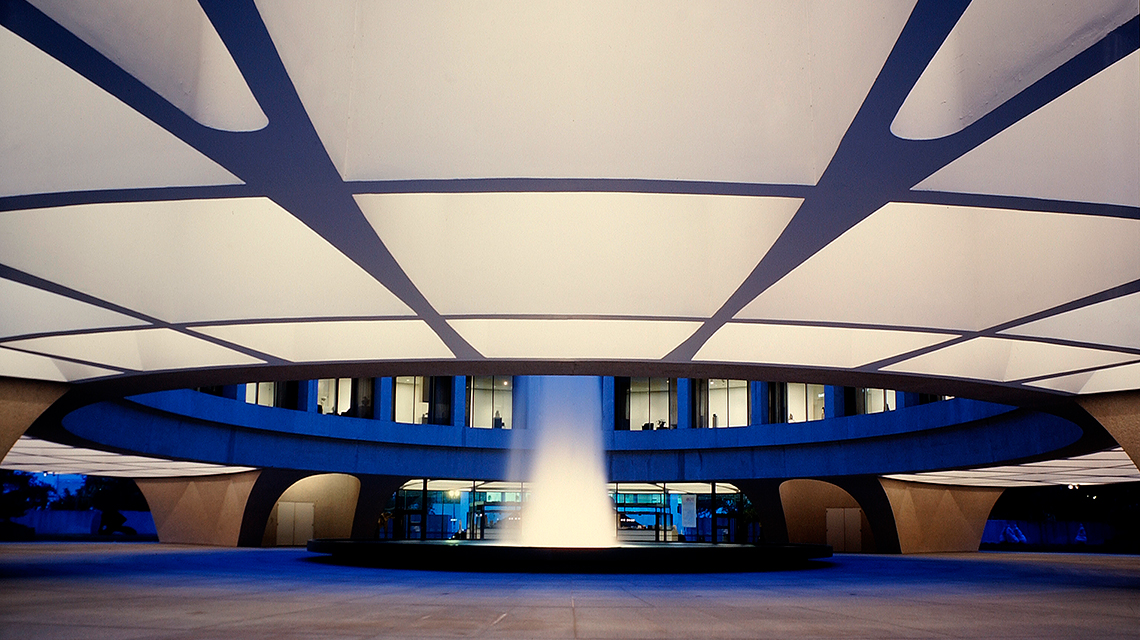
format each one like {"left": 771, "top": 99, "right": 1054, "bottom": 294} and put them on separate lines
{"left": 1, "top": 543, "right": 1137, "bottom": 639}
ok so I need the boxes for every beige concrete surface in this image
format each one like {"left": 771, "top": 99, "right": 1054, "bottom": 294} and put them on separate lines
{"left": 1, "top": 543, "right": 1138, "bottom": 639}
{"left": 1080, "top": 391, "right": 1140, "bottom": 470}
{"left": 0, "top": 377, "right": 68, "bottom": 460}
{"left": 263, "top": 473, "right": 361, "bottom": 546}
{"left": 780, "top": 479, "right": 876, "bottom": 552}
{"left": 880, "top": 478, "right": 1004, "bottom": 553}
{"left": 136, "top": 471, "right": 261, "bottom": 546}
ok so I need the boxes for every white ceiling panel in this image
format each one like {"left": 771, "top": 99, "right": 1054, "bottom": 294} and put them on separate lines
{"left": 0, "top": 26, "right": 240, "bottom": 198}
{"left": 192, "top": 320, "right": 454, "bottom": 363}
{"left": 449, "top": 319, "right": 701, "bottom": 360}
{"left": 882, "top": 337, "right": 1137, "bottom": 383}
{"left": 886, "top": 448, "right": 1140, "bottom": 487}
{"left": 359, "top": 192, "right": 801, "bottom": 317}
{"left": 695, "top": 322, "right": 952, "bottom": 369}
{"left": 892, "top": 0, "right": 1137, "bottom": 140}
{"left": 1067, "top": 361, "right": 1140, "bottom": 395}
{"left": 1028, "top": 361, "right": 1140, "bottom": 395}
{"left": 0, "top": 278, "right": 144, "bottom": 339}
{"left": 1, "top": 436, "right": 254, "bottom": 477}
{"left": 28, "top": 0, "right": 267, "bottom": 132}
{"left": 6, "top": 328, "right": 264, "bottom": 372}
{"left": 0, "top": 346, "right": 119, "bottom": 382}
{"left": 914, "top": 51, "right": 1140, "bottom": 207}
{"left": 1003, "top": 292, "right": 1140, "bottom": 350}
{"left": 0, "top": 198, "right": 412, "bottom": 323}
{"left": 1025, "top": 370, "right": 1097, "bottom": 395}
{"left": 258, "top": 0, "right": 914, "bottom": 184}
{"left": 738, "top": 203, "right": 1140, "bottom": 332}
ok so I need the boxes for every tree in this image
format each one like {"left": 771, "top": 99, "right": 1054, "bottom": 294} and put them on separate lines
{"left": 83, "top": 476, "right": 149, "bottom": 512}
{"left": 46, "top": 476, "right": 150, "bottom": 512}
{"left": 0, "top": 470, "right": 54, "bottom": 521}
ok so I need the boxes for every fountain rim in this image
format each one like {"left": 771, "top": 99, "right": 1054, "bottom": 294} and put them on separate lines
{"left": 306, "top": 538, "right": 833, "bottom": 573}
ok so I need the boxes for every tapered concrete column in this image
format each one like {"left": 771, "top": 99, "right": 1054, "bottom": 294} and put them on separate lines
{"left": 1078, "top": 391, "right": 1140, "bottom": 470}
{"left": 733, "top": 479, "right": 789, "bottom": 544}
{"left": 136, "top": 471, "right": 263, "bottom": 546}
{"left": 0, "top": 377, "right": 69, "bottom": 460}
{"left": 236, "top": 469, "right": 312, "bottom": 546}
{"left": 879, "top": 478, "right": 1003, "bottom": 553}
{"left": 831, "top": 476, "right": 902, "bottom": 554}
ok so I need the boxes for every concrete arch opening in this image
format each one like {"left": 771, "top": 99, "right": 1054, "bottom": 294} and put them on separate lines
{"left": 779, "top": 479, "right": 877, "bottom": 553}
{"left": 263, "top": 473, "right": 361, "bottom": 546}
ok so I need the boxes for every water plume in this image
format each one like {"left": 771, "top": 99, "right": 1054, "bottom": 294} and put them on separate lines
{"left": 512, "top": 376, "right": 616, "bottom": 547}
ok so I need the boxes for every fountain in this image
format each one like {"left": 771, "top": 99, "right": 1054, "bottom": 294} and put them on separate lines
{"left": 308, "top": 375, "right": 831, "bottom": 572}
{"left": 511, "top": 376, "right": 616, "bottom": 548}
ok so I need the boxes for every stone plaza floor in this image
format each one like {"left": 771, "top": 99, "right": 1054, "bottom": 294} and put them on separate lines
{"left": 1, "top": 542, "right": 1137, "bottom": 639}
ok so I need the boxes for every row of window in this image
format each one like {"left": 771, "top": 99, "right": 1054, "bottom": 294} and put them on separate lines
{"left": 204, "top": 377, "right": 950, "bottom": 429}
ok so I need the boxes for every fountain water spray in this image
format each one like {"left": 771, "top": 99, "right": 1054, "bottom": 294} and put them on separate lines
{"left": 513, "top": 376, "right": 616, "bottom": 547}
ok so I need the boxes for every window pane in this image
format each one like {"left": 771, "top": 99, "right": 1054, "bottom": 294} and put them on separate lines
{"left": 648, "top": 378, "right": 670, "bottom": 430}
{"left": 415, "top": 377, "right": 430, "bottom": 424}
{"left": 692, "top": 379, "right": 708, "bottom": 428}
{"left": 727, "top": 379, "right": 748, "bottom": 426}
{"left": 353, "top": 378, "right": 374, "bottom": 418}
{"left": 394, "top": 376, "right": 417, "bottom": 423}
{"left": 867, "top": 388, "right": 885, "bottom": 414}
{"left": 807, "top": 384, "right": 826, "bottom": 421}
{"left": 492, "top": 376, "right": 512, "bottom": 429}
{"left": 630, "top": 377, "right": 650, "bottom": 430}
{"left": 332, "top": 378, "right": 350, "bottom": 415}
{"left": 787, "top": 383, "right": 806, "bottom": 423}
{"left": 767, "top": 382, "right": 787, "bottom": 424}
{"left": 256, "top": 381, "right": 275, "bottom": 407}
{"left": 316, "top": 379, "right": 333, "bottom": 414}
{"left": 668, "top": 378, "right": 678, "bottom": 428}
{"left": 468, "top": 376, "right": 493, "bottom": 428}
{"left": 708, "top": 379, "right": 729, "bottom": 428}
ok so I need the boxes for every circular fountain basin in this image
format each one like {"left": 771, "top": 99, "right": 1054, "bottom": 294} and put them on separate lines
{"left": 306, "top": 539, "right": 832, "bottom": 573}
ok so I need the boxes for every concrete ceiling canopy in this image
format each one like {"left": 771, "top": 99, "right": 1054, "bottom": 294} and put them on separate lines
{"left": 0, "top": 0, "right": 1135, "bottom": 397}
{"left": 0, "top": 1, "right": 1138, "bottom": 485}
